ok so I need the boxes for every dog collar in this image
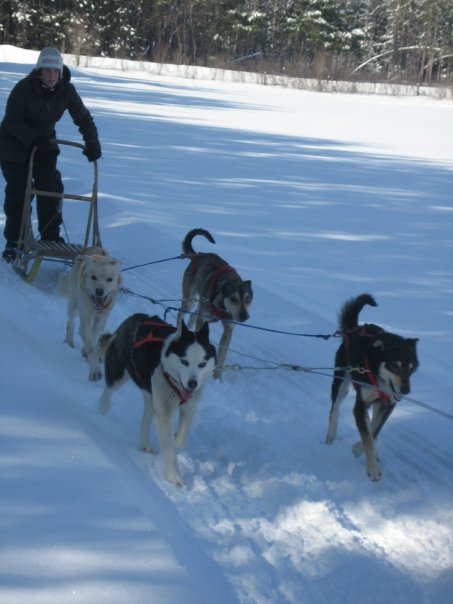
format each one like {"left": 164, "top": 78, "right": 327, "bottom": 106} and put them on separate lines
{"left": 163, "top": 371, "right": 192, "bottom": 405}
{"left": 363, "top": 358, "right": 393, "bottom": 403}
{"left": 345, "top": 326, "right": 393, "bottom": 403}
{"left": 209, "top": 303, "right": 232, "bottom": 321}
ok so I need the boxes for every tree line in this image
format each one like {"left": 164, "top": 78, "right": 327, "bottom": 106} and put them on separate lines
{"left": 1, "top": 0, "right": 452, "bottom": 86}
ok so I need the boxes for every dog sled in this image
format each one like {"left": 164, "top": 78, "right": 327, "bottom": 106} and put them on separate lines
{"left": 12, "top": 139, "right": 101, "bottom": 283}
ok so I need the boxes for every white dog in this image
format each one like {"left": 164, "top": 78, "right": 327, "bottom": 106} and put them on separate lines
{"left": 60, "top": 247, "right": 122, "bottom": 381}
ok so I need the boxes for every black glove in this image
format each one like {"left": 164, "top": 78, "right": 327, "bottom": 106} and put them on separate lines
{"left": 83, "top": 145, "right": 102, "bottom": 162}
{"left": 32, "top": 134, "right": 50, "bottom": 150}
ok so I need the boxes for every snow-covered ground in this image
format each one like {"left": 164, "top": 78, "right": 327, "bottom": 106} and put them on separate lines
{"left": 0, "top": 46, "right": 452, "bottom": 604}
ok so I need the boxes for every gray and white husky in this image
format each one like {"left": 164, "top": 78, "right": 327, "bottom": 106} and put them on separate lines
{"left": 177, "top": 228, "right": 253, "bottom": 380}
{"left": 98, "top": 313, "right": 217, "bottom": 487}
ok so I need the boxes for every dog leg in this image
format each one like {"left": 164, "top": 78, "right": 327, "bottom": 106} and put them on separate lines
{"left": 353, "top": 402, "right": 395, "bottom": 460}
{"left": 326, "top": 371, "right": 350, "bottom": 444}
{"left": 87, "top": 351, "right": 102, "bottom": 381}
{"left": 214, "top": 321, "right": 233, "bottom": 380}
{"left": 139, "top": 390, "right": 155, "bottom": 453}
{"left": 64, "top": 296, "right": 77, "bottom": 348}
{"left": 98, "top": 343, "right": 128, "bottom": 415}
{"left": 154, "top": 400, "right": 183, "bottom": 487}
{"left": 187, "top": 309, "right": 198, "bottom": 330}
{"left": 177, "top": 278, "right": 196, "bottom": 329}
{"left": 352, "top": 441, "right": 364, "bottom": 457}
{"left": 98, "top": 387, "right": 113, "bottom": 415}
{"left": 85, "top": 342, "right": 102, "bottom": 381}
{"left": 98, "top": 375, "right": 127, "bottom": 415}
{"left": 354, "top": 402, "right": 382, "bottom": 456}
{"left": 83, "top": 315, "right": 107, "bottom": 381}
{"left": 353, "top": 397, "right": 381, "bottom": 481}
{"left": 174, "top": 397, "right": 199, "bottom": 449}
{"left": 177, "top": 300, "right": 190, "bottom": 329}
{"left": 371, "top": 402, "right": 395, "bottom": 441}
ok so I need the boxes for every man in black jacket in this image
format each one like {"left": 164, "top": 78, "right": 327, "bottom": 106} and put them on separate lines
{"left": 0, "top": 47, "right": 102, "bottom": 261}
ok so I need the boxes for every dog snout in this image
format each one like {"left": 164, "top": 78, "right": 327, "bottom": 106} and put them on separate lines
{"left": 95, "top": 287, "right": 105, "bottom": 297}
{"left": 400, "top": 379, "right": 410, "bottom": 395}
{"left": 239, "top": 309, "right": 249, "bottom": 322}
{"left": 188, "top": 378, "right": 198, "bottom": 391}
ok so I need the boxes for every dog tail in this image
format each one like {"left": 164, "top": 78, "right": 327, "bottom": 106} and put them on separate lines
{"left": 338, "top": 293, "right": 377, "bottom": 331}
{"left": 182, "top": 228, "right": 215, "bottom": 255}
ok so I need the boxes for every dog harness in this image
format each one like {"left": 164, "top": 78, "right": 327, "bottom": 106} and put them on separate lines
{"left": 132, "top": 318, "right": 190, "bottom": 405}
{"left": 133, "top": 319, "right": 176, "bottom": 349}
{"left": 208, "top": 263, "right": 238, "bottom": 320}
{"left": 343, "top": 325, "right": 392, "bottom": 403}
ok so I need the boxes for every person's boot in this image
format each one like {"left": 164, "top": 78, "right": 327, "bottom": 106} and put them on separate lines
{"left": 2, "top": 241, "right": 18, "bottom": 262}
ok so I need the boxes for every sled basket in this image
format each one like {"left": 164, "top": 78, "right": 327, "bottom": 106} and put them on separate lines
{"left": 12, "top": 139, "right": 101, "bottom": 282}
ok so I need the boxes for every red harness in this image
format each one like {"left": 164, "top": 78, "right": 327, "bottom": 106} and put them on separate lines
{"left": 187, "top": 253, "right": 238, "bottom": 321}
{"left": 343, "top": 325, "right": 392, "bottom": 403}
{"left": 133, "top": 319, "right": 189, "bottom": 405}
{"left": 133, "top": 319, "right": 176, "bottom": 348}
{"left": 208, "top": 263, "right": 238, "bottom": 320}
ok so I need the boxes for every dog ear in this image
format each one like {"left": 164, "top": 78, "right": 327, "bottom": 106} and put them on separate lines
{"left": 179, "top": 319, "right": 189, "bottom": 337}
{"left": 197, "top": 321, "right": 210, "bottom": 341}
{"left": 243, "top": 280, "right": 253, "bottom": 295}
{"left": 406, "top": 338, "right": 419, "bottom": 348}
{"left": 372, "top": 339, "right": 384, "bottom": 351}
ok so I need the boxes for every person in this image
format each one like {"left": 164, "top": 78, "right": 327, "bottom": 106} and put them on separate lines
{"left": 0, "top": 47, "right": 102, "bottom": 261}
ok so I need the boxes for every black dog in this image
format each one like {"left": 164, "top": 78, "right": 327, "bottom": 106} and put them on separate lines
{"left": 326, "top": 293, "right": 419, "bottom": 481}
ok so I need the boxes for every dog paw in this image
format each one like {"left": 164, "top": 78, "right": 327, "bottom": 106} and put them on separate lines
{"left": 367, "top": 466, "right": 382, "bottom": 481}
{"left": 89, "top": 371, "right": 102, "bottom": 382}
{"left": 366, "top": 455, "right": 382, "bottom": 480}
{"left": 213, "top": 368, "right": 223, "bottom": 380}
{"left": 325, "top": 434, "right": 335, "bottom": 445}
{"left": 139, "top": 445, "right": 155, "bottom": 454}
{"left": 166, "top": 468, "right": 185, "bottom": 487}
{"left": 168, "top": 475, "right": 185, "bottom": 488}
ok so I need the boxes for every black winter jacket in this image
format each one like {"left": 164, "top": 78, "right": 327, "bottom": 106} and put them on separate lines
{"left": 0, "top": 65, "right": 101, "bottom": 163}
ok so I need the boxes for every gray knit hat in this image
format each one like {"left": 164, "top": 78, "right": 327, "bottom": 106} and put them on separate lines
{"left": 36, "top": 47, "right": 63, "bottom": 75}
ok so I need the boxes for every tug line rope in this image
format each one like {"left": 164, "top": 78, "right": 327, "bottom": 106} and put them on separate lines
{"left": 35, "top": 256, "right": 451, "bottom": 421}
{"left": 119, "top": 285, "right": 452, "bottom": 422}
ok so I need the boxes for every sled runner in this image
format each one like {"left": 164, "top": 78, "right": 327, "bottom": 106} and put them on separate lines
{"left": 12, "top": 139, "right": 101, "bottom": 282}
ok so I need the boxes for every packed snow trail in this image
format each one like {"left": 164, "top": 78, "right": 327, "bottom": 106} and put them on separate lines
{"left": 1, "top": 47, "right": 452, "bottom": 604}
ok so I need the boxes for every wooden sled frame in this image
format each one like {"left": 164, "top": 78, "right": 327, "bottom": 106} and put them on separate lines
{"left": 13, "top": 139, "right": 102, "bottom": 282}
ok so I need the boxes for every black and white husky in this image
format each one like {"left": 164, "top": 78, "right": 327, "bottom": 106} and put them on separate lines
{"left": 326, "top": 293, "right": 419, "bottom": 481}
{"left": 98, "top": 313, "right": 217, "bottom": 487}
